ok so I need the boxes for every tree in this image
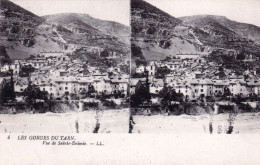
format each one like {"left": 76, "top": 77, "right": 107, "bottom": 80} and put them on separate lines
{"left": 0, "top": 58, "right": 11, "bottom": 65}
{"left": 146, "top": 26, "right": 156, "bottom": 35}
{"left": 23, "top": 80, "right": 34, "bottom": 107}
{"left": 236, "top": 52, "right": 246, "bottom": 61}
{"left": 130, "top": 84, "right": 150, "bottom": 107}
{"left": 159, "top": 40, "right": 171, "bottom": 49}
{"left": 87, "top": 84, "right": 95, "bottom": 97}
{"left": 163, "top": 56, "right": 172, "bottom": 62}
{"left": 155, "top": 67, "right": 171, "bottom": 78}
{"left": 9, "top": 74, "right": 15, "bottom": 101}
{"left": 1, "top": 83, "right": 9, "bottom": 103}
{"left": 131, "top": 44, "right": 144, "bottom": 59}
{"left": 19, "top": 65, "right": 35, "bottom": 77}
{"left": 223, "top": 87, "right": 232, "bottom": 97}
{"left": 159, "top": 86, "right": 184, "bottom": 110}
{"left": 0, "top": 74, "right": 16, "bottom": 103}
{"left": 132, "top": 72, "right": 145, "bottom": 78}
{"left": 0, "top": 45, "right": 11, "bottom": 65}
{"left": 23, "top": 81, "right": 48, "bottom": 109}
{"left": 100, "top": 49, "right": 109, "bottom": 58}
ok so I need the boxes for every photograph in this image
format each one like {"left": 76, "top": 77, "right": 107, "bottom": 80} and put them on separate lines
{"left": 0, "top": 0, "right": 130, "bottom": 133}
{"left": 1, "top": 0, "right": 260, "bottom": 164}
{"left": 1, "top": 0, "right": 260, "bottom": 135}
{"left": 130, "top": 0, "right": 260, "bottom": 134}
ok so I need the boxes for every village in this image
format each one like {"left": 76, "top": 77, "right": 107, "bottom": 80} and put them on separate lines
{"left": 0, "top": 50, "right": 130, "bottom": 112}
{"left": 130, "top": 50, "right": 260, "bottom": 115}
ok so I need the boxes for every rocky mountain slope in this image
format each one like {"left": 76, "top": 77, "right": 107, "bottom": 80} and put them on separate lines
{"left": 44, "top": 13, "right": 130, "bottom": 41}
{"left": 0, "top": 0, "right": 45, "bottom": 59}
{"left": 131, "top": 0, "right": 260, "bottom": 64}
{"left": 131, "top": 0, "right": 181, "bottom": 36}
{"left": 131, "top": 0, "right": 206, "bottom": 62}
{"left": 180, "top": 15, "right": 260, "bottom": 44}
{"left": 42, "top": 13, "right": 130, "bottom": 55}
{"left": 0, "top": 0, "right": 130, "bottom": 60}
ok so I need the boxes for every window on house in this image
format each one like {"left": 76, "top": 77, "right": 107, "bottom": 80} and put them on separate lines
{"left": 201, "top": 89, "right": 203, "bottom": 92}
{"left": 59, "top": 87, "right": 62, "bottom": 90}
{"left": 65, "top": 87, "right": 68, "bottom": 90}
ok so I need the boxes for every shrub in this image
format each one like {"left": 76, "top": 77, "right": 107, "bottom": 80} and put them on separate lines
{"left": 219, "top": 105, "right": 234, "bottom": 113}
{"left": 102, "top": 100, "right": 116, "bottom": 109}
{"left": 238, "top": 103, "right": 252, "bottom": 112}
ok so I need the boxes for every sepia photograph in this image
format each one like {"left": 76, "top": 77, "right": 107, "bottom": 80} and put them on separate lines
{"left": 0, "top": 0, "right": 130, "bottom": 133}
{"left": 130, "top": 0, "right": 260, "bottom": 134}
{"left": 1, "top": 0, "right": 260, "bottom": 164}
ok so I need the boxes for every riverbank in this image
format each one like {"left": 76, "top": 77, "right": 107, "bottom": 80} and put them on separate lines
{"left": 0, "top": 109, "right": 129, "bottom": 133}
{"left": 131, "top": 112, "right": 260, "bottom": 134}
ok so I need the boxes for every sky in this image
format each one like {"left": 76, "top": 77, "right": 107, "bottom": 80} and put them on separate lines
{"left": 10, "top": 0, "right": 130, "bottom": 26}
{"left": 145, "top": 0, "right": 260, "bottom": 27}
{"left": 9, "top": 0, "right": 260, "bottom": 27}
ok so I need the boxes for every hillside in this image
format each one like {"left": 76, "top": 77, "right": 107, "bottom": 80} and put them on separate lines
{"left": 131, "top": 0, "right": 260, "bottom": 65}
{"left": 180, "top": 15, "right": 260, "bottom": 60}
{"left": 43, "top": 13, "right": 130, "bottom": 41}
{"left": 131, "top": 0, "right": 181, "bottom": 36}
{"left": 0, "top": 0, "right": 43, "bottom": 23}
{"left": 0, "top": 0, "right": 130, "bottom": 60}
{"left": 0, "top": 0, "right": 47, "bottom": 59}
{"left": 43, "top": 13, "right": 130, "bottom": 54}
{"left": 131, "top": 0, "right": 205, "bottom": 63}
{"left": 180, "top": 15, "right": 260, "bottom": 44}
